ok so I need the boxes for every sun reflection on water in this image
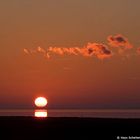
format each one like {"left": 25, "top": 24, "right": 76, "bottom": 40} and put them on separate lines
{"left": 34, "top": 109, "right": 47, "bottom": 118}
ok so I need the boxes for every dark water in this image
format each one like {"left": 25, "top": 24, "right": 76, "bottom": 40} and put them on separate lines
{"left": 0, "top": 109, "right": 140, "bottom": 118}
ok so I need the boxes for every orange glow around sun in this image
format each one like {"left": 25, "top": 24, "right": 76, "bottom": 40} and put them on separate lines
{"left": 35, "top": 97, "right": 48, "bottom": 107}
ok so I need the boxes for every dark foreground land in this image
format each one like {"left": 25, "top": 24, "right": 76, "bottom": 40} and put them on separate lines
{"left": 1, "top": 117, "right": 140, "bottom": 140}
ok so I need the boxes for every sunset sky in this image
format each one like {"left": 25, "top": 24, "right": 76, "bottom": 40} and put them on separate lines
{"left": 0, "top": 0, "right": 140, "bottom": 109}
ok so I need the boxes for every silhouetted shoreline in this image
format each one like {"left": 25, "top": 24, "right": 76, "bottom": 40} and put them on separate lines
{"left": 1, "top": 116, "right": 140, "bottom": 140}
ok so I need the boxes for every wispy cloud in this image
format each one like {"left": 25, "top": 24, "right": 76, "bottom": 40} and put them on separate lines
{"left": 23, "top": 48, "right": 30, "bottom": 54}
{"left": 24, "top": 43, "right": 112, "bottom": 60}
{"left": 24, "top": 34, "right": 138, "bottom": 60}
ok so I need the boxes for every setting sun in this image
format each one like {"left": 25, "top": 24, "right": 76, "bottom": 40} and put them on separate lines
{"left": 35, "top": 97, "right": 48, "bottom": 107}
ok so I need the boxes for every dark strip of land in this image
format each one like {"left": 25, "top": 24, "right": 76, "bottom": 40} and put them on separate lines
{"left": 1, "top": 117, "right": 140, "bottom": 140}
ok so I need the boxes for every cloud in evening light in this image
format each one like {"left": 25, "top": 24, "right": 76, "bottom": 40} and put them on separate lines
{"left": 24, "top": 34, "right": 138, "bottom": 60}
{"left": 108, "top": 34, "right": 133, "bottom": 49}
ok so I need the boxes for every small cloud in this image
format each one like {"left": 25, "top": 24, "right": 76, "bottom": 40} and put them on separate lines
{"left": 37, "top": 46, "right": 50, "bottom": 58}
{"left": 107, "top": 34, "right": 133, "bottom": 50}
{"left": 23, "top": 48, "right": 30, "bottom": 54}
{"left": 86, "top": 43, "right": 113, "bottom": 59}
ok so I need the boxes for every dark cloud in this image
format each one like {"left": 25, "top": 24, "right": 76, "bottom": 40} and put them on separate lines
{"left": 107, "top": 34, "right": 133, "bottom": 50}
{"left": 86, "top": 43, "right": 112, "bottom": 59}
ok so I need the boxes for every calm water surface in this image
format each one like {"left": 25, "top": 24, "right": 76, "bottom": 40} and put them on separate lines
{"left": 0, "top": 109, "right": 140, "bottom": 118}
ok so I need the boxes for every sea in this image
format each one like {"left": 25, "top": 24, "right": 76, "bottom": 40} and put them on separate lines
{"left": 0, "top": 109, "right": 140, "bottom": 118}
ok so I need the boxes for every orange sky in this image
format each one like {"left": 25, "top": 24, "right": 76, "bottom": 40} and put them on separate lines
{"left": 0, "top": 0, "right": 140, "bottom": 109}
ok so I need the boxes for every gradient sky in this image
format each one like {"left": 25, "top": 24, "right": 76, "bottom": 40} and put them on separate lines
{"left": 0, "top": 0, "right": 140, "bottom": 109}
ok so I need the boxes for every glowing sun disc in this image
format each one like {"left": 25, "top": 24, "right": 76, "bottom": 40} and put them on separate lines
{"left": 35, "top": 97, "right": 48, "bottom": 107}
